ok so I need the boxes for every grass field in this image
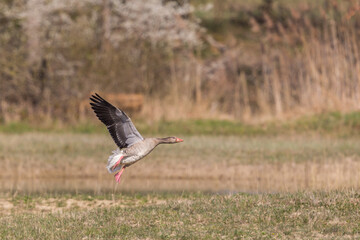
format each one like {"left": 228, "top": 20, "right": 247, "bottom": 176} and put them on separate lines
{"left": 1, "top": 192, "right": 360, "bottom": 239}
{"left": 1, "top": 132, "right": 360, "bottom": 193}
{"left": 3, "top": 111, "right": 360, "bottom": 136}
{"left": 1, "top": 117, "right": 360, "bottom": 239}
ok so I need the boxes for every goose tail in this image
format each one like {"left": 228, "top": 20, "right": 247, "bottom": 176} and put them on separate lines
{"left": 106, "top": 148, "right": 124, "bottom": 173}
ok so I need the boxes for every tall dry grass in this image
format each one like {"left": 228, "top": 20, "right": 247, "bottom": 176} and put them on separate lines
{"left": 187, "top": 2, "right": 360, "bottom": 122}
{"left": 134, "top": 2, "right": 360, "bottom": 122}
{"left": 255, "top": 19, "right": 360, "bottom": 119}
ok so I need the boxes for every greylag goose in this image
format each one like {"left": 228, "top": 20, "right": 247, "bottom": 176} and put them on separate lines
{"left": 90, "top": 93, "right": 183, "bottom": 183}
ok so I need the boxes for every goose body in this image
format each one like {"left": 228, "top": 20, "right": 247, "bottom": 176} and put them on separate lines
{"left": 90, "top": 93, "right": 183, "bottom": 183}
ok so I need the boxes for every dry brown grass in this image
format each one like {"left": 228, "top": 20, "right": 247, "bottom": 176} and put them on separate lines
{"left": 0, "top": 195, "right": 171, "bottom": 215}
{"left": 256, "top": 20, "right": 360, "bottom": 119}
{"left": 2, "top": 133, "right": 360, "bottom": 193}
{"left": 137, "top": 2, "right": 360, "bottom": 122}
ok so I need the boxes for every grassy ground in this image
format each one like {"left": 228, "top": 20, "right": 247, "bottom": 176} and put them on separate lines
{"left": 1, "top": 191, "right": 359, "bottom": 239}
{"left": 1, "top": 115, "right": 360, "bottom": 239}
{"left": 1, "top": 131, "right": 360, "bottom": 193}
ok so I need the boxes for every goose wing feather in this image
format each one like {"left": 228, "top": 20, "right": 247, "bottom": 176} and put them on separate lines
{"left": 90, "top": 93, "right": 144, "bottom": 148}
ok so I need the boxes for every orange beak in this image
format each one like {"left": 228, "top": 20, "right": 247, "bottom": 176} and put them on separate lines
{"left": 176, "top": 138, "right": 184, "bottom": 142}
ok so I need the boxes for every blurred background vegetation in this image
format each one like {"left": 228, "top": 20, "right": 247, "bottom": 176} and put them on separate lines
{"left": 1, "top": 0, "right": 360, "bottom": 126}
{"left": 2, "top": 3, "right": 360, "bottom": 237}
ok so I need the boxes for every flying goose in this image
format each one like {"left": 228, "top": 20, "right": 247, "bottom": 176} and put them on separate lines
{"left": 90, "top": 93, "right": 183, "bottom": 183}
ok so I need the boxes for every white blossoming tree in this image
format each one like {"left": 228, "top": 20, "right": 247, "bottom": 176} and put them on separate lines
{"left": 0, "top": 0, "right": 204, "bottom": 121}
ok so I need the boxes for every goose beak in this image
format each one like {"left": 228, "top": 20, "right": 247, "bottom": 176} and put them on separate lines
{"left": 176, "top": 138, "right": 183, "bottom": 142}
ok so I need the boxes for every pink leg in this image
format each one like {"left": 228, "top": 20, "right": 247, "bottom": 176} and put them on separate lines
{"left": 112, "top": 156, "right": 124, "bottom": 171}
{"left": 114, "top": 167, "right": 125, "bottom": 183}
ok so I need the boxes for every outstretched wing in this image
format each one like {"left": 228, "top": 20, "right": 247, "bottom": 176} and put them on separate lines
{"left": 89, "top": 93, "right": 144, "bottom": 148}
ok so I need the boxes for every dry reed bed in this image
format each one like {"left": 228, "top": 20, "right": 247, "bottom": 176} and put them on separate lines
{"left": 141, "top": 12, "right": 360, "bottom": 121}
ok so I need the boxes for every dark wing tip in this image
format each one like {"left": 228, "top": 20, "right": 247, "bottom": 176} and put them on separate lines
{"left": 90, "top": 92, "right": 98, "bottom": 99}
{"left": 90, "top": 93, "right": 103, "bottom": 102}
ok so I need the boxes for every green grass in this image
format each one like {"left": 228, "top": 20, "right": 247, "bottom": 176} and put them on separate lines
{"left": 1, "top": 191, "right": 359, "bottom": 239}
{"left": 142, "top": 112, "right": 360, "bottom": 136}
{"left": 2, "top": 111, "right": 360, "bottom": 136}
